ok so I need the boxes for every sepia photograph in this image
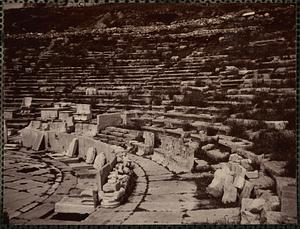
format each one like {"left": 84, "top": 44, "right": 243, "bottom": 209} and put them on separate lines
{"left": 2, "top": 1, "right": 298, "bottom": 225}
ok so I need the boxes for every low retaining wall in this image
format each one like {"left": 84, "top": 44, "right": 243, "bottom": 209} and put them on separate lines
{"left": 20, "top": 127, "right": 121, "bottom": 161}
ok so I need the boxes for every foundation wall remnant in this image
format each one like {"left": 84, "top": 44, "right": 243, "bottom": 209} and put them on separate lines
{"left": 20, "top": 127, "right": 119, "bottom": 162}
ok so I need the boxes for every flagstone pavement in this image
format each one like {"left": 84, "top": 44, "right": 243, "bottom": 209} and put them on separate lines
{"left": 5, "top": 149, "right": 239, "bottom": 225}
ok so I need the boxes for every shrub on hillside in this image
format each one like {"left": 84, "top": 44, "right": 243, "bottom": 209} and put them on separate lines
{"left": 251, "top": 129, "right": 295, "bottom": 159}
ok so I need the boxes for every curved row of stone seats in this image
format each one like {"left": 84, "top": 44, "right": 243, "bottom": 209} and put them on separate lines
{"left": 19, "top": 125, "right": 129, "bottom": 214}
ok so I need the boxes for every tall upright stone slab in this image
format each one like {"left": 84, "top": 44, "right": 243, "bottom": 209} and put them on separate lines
{"left": 143, "top": 131, "right": 155, "bottom": 147}
{"left": 65, "top": 138, "right": 79, "bottom": 157}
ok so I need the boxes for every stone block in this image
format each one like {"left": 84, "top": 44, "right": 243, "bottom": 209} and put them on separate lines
{"left": 4, "top": 110, "right": 15, "bottom": 119}
{"left": 95, "top": 163, "right": 111, "bottom": 191}
{"left": 206, "top": 168, "right": 227, "bottom": 198}
{"left": 65, "top": 138, "right": 78, "bottom": 157}
{"left": 86, "top": 87, "right": 97, "bottom": 95}
{"left": 32, "top": 132, "right": 45, "bottom": 151}
{"left": 103, "top": 181, "right": 121, "bottom": 193}
{"left": 86, "top": 147, "right": 97, "bottom": 164}
{"left": 40, "top": 108, "right": 59, "bottom": 120}
{"left": 261, "top": 210, "right": 283, "bottom": 224}
{"left": 240, "top": 159, "right": 253, "bottom": 171}
{"left": 97, "top": 113, "right": 122, "bottom": 131}
{"left": 229, "top": 153, "right": 243, "bottom": 163}
{"left": 240, "top": 180, "right": 254, "bottom": 199}
{"left": 262, "top": 160, "right": 287, "bottom": 178}
{"left": 76, "top": 104, "right": 91, "bottom": 115}
{"left": 202, "top": 143, "right": 215, "bottom": 151}
{"left": 20, "top": 128, "right": 38, "bottom": 148}
{"left": 233, "top": 175, "right": 245, "bottom": 190}
{"left": 241, "top": 210, "right": 260, "bottom": 224}
{"left": 206, "top": 149, "right": 229, "bottom": 162}
{"left": 246, "top": 170, "right": 259, "bottom": 179}
{"left": 134, "top": 142, "right": 153, "bottom": 156}
{"left": 249, "top": 172, "right": 275, "bottom": 190}
{"left": 59, "top": 110, "right": 74, "bottom": 121}
{"left": 49, "top": 122, "right": 67, "bottom": 133}
{"left": 55, "top": 196, "right": 95, "bottom": 214}
{"left": 75, "top": 123, "right": 98, "bottom": 137}
{"left": 143, "top": 131, "right": 155, "bottom": 147}
{"left": 263, "top": 195, "right": 280, "bottom": 211}
{"left": 22, "top": 97, "right": 32, "bottom": 108}
{"left": 74, "top": 113, "right": 92, "bottom": 121}
{"left": 194, "top": 159, "right": 210, "bottom": 172}
{"left": 242, "top": 198, "right": 265, "bottom": 213}
{"left": 222, "top": 174, "right": 237, "bottom": 204}
{"left": 93, "top": 152, "right": 106, "bottom": 170}
{"left": 41, "top": 123, "right": 50, "bottom": 131}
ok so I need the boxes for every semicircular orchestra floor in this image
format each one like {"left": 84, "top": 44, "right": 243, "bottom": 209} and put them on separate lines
{"left": 4, "top": 149, "right": 238, "bottom": 225}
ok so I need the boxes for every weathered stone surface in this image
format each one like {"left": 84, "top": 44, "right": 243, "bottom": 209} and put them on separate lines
{"left": 86, "top": 87, "right": 97, "bottom": 95}
{"left": 202, "top": 143, "right": 215, "bottom": 151}
{"left": 86, "top": 147, "right": 97, "bottom": 164}
{"left": 274, "top": 176, "right": 296, "bottom": 198}
{"left": 242, "top": 198, "right": 265, "bottom": 213}
{"left": 134, "top": 142, "right": 153, "bottom": 156}
{"left": 261, "top": 210, "right": 283, "bottom": 224}
{"left": 246, "top": 170, "right": 259, "bottom": 179}
{"left": 97, "top": 113, "right": 122, "bottom": 131}
{"left": 194, "top": 159, "right": 210, "bottom": 172}
{"left": 32, "top": 132, "right": 45, "bottom": 151}
{"left": 102, "top": 181, "right": 120, "bottom": 193}
{"left": 240, "top": 180, "right": 254, "bottom": 199}
{"left": 155, "top": 135, "right": 198, "bottom": 173}
{"left": 49, "top": 122, "right": 67, "bottom": 133}
{"left": 263, "top": 195, "right": 280, "bottom": 211}
{"left": 229, "top": 153, "right": 243, "bottom": 163}
{"left": 206, "top": 168, "right": 228, "bottom": 198}
{"left": 29, "top": 121, "right": 42, "bottom": 129}
{"left": 249, "top": 172, "right": 275, "bottom": 190}
{"left": 281, "top": 185, "right": 297, "bottom": 221}
{"left": 59, "top": 110, "right": 74, "bottom": 121}
{"left": 20, "top": 128, "right": 40, "bottom": 148}
{"left": 75, "top": 123, "right": 98, "bottom": 137}
{"left": 240, "top": 159, "right": 253, "bottom": 171}
{"left": 233, "top": 175, "right": 245, "bottom": 189}
{"left": 143, "top": 131, "right": 155, "bottom": 147}
{"left": 262, "top": 160, "right": 287, "bottom": 177}
{"left": 74, "top": 113, "right": 92, "bottom": 121}
{"left": 55, "top": 196, "right": 95, "bottom": 214}
{"left": 222, "top": 174, "right": 237, "bottom": 204}
{"left": 206, "top": 149, "right": 229, "bottom": 162}
{"left": 76, "top": 104, "right": 91, "bottom": 114}
{"left": 93, "top": 153, "right": 106, "bottom": 170}
{"left": 183, "top": 208, "right": 241, "bottom": 224}
{"left": 65, "top": 138, "right": 78, "bottom": 157}
{"left": 241, "top": 210, "right": 260, "bottom": 224}
{"left": 41, "top": 108, "right": 59, "bottom": 120}
{"left": 96, "top": 163, "right": 111, "bottom": 191}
